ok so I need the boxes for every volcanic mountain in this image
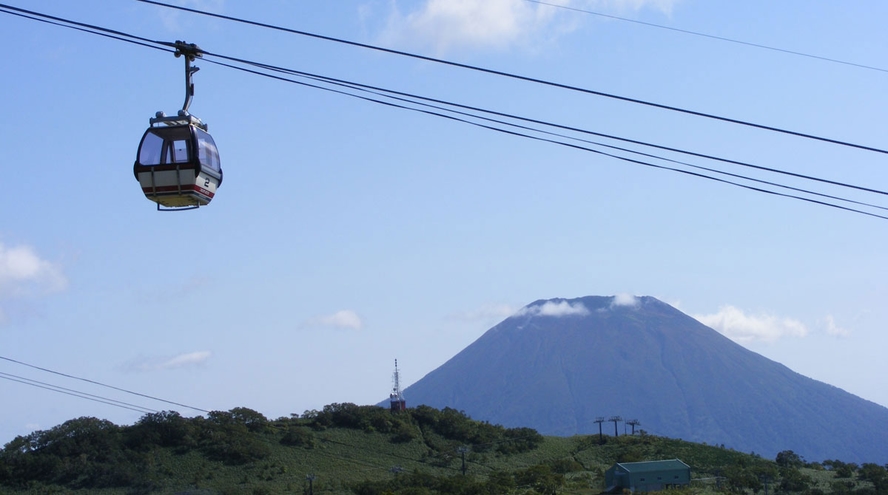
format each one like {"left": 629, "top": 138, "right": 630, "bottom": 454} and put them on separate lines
{"left": 400, "top": 296, "right": 888, "bottom": 464}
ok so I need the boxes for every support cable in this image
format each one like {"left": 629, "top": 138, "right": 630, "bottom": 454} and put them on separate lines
{"left": 524, "top": 0, "right": 888, "bottom": 74}
{"left": 134, "top": 0, "right": 888, "bottom": 156}
{"left": 217, "top": 51, "right": 888, "bottom": 201}
{"left": 0, "top": 3, "right": 886, "bottom": 220}
{"left": 0, "top": 355, "right": 210, "bottom": 413}
{"left": 205, "top": 58, "right": 888, "bottom": 221}
{"left": 2, "top": 1, "right": 883, "bottom": 197}
{"left": 0, "top": 371, "right": 158, "bottom": 415}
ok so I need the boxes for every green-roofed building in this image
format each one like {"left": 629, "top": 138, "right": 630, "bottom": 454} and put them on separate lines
{"left": 604, "top": 459, "right": 691, "bottom": 492}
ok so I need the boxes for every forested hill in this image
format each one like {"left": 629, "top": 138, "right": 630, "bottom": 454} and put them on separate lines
{"left": 2, "top": 404, "right": 887, "bottom": 494}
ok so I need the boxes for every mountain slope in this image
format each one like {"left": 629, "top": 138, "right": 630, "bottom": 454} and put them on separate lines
{"left": 401, "top": 296, "right": 888, "bottom": 464}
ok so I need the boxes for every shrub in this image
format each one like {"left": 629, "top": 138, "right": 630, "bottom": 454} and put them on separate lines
{"left": 280, "top": 426, "right": 315, "bottom": 448}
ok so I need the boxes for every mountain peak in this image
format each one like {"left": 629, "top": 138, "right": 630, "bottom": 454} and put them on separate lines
{"left": 513, "top": 295, "right": 688, "bottom": 320}
{"left": 402, "top": 295, "right": 888, "bottom": 464}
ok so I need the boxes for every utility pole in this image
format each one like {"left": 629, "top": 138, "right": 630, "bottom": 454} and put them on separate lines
{"left": 760, "top": 474, "right": 771, "bottom": 495}
{"left": 608, "top": 416, "right": 622, "bottom": 437}
{"left": 458, "top": 446, "right": 469, "bottom": 475}
{"left": 594, "top": 417, "right": 605, "bottom": 443}
{"left": 306, "top": 474, "right": 315, "bottom": 495}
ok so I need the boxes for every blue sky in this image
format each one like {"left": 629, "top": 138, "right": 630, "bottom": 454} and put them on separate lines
{"left": 1, "top": 0, "right": 887, "bottom": 444}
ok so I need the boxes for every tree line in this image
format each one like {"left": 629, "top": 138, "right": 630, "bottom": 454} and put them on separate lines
{"left": 0, "top": 404, "right": 543, "bottom": 492}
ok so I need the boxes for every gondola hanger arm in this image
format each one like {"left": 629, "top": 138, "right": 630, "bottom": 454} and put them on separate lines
{"left": 172, "top": 40, "right": 203, "bottom": 113}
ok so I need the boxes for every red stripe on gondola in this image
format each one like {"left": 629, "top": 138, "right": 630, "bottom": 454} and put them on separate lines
{"left": 141, "top": 184, "right": 215, "bottom": 198}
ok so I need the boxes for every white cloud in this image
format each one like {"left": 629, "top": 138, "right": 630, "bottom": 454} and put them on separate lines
{"left": 824, "top": 315, "right": 850, "bottom": 337}
{"left": 161, "top": 351, "right": 212, "bottom": 369}
{"left": 517, "top": 300, "right": 590, "bottom": 317}
{"left": 380, "top": 0, "right": 574, "bottom": 54}
{"left": 309, "top": 310, "right": 364, "bottom": 330}
{"left": 0, "top": 242, "right": 67, "bottom": 325}
{"left": 379, "top": 0, "right": 679, "bottom": 53}
{"left": 611, "top": 293, "right": 639, "bottom": 307}
{"left": 693, "top": 305, "right": 808, "bottom": 343}
{"left": 384, "top": 0, "right": 547, "bottom": 53}
{"left": 124, "top": 351, "right": 212, "bottom": 372}
{"left": 0, "top": 242, "right": 67, "bottom": 297}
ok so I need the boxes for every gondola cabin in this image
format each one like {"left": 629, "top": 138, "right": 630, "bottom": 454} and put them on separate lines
{"left": 134, "top": 112, "right": 222, "bottom": 209}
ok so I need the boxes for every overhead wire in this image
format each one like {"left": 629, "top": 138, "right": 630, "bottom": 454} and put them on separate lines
{"left": 3, "top": 3, "right": 888, "bottom": 220}
{"left": 216, "top": 53, "right": 888, "bottom": 209}
{"left": 0, "top": 355, "right": 211, "bottom": 413}
{"left": 0, "top": 4, "right": 166, "bottom": 53}
{"left": 12, "top": 0, "right": 874, "bottom": 203}
{"left": 523, "top": 0, "right": 888, "bottom": 74}
{"left": 205, "top": 57, "right": 888, "bottom": 218}
{"left": 133, "top": 0, "right": 888, "bottom": 157}
{"left": 1, "top": 2, "right": 887, "bottom": 220}
{"left": 0, "top": 371, "right": 157, "bottom": 415}
{"left": 205, "top": 57, "right": 888, "bottom": 220}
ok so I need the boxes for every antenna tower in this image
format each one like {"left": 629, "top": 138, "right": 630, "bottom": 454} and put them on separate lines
{"left": 390, "top": 359, "right": 406, "bottom": 412}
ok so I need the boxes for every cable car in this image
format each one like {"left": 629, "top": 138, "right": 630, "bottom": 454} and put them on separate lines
{"left": 134, "top": 112, "right": 222, "bottom": 209}
{"left": 134, "top": 41, "right": 222, "bottom": 210}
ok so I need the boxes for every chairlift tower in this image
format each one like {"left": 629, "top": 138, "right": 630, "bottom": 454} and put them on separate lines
{"left": 594, "top": 417, "right": 605, "bottom": 443}
{"left": 609, "top": 416, "right": 623, "bottom": 437}
{"left": 389, "top": 359, "right": 406, "bottom": 412}
{"left": 626, "top": 419, "right": 641, "bottom": 435}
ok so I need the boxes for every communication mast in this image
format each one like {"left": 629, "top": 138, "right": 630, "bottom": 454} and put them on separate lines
{"left": 390, "top": 359, "right": 406, "bottom": 412}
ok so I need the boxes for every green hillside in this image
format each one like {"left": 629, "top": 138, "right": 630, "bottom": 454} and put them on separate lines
{"left": 1, "top": 404, "right": 884, "bottom": 495}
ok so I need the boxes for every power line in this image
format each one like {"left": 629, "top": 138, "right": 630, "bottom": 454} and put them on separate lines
{"left": 205, "top": 59, "right": 888, "bottom": 218}
{"left": 0, "top": 371, "right": 157, "bottom": 415}
{"left": 8, "top": 1, "right": 877, "bottom": 204}
{"left": 0, "top": 355, "right": 211, "bottom": 413}
{"left": 218, "top": 52, "right": 888, "bottom": 204}
{"left": 0, "top": 4, "right": 165, "bottom": 53}
{"left": 196, "top": 50, "right": 888, "bottom": 219}
{"left": 1, "top": 4, "right": 886, "bottom": 220}
{"left": 523, "top": 0, "right": 888, "bottom": 74}
{"left": 133, "top": 0, "right": 888, "bottom": 156}
{"left": 209, "top": 57, "right": 888, "bottom": 220}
